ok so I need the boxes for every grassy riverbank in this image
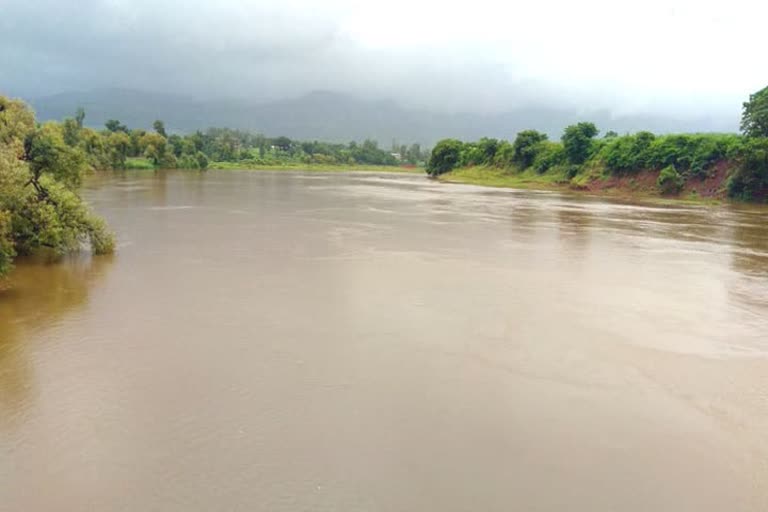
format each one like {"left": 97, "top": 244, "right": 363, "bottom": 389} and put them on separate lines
{"left": 439, "top": 165, "right": 728, "bottom": 205}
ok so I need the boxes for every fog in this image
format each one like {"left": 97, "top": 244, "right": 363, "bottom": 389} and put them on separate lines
{"left": 1, "top": 0, "right": 765, "bottom": 121}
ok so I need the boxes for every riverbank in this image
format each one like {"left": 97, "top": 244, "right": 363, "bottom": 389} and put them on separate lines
{"left": 439, "top": 165, "right": 733, "bottom": 205}
{"left": 209, "top": 161, "right": 422, "bottom": 173}
{"left": 124, "top": 156, "right": 422, "bottom": 174}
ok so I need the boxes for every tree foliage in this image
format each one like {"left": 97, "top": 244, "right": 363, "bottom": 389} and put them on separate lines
{"left": 562, "top": 122, "right": 598, "bottom": 165}
{"left": 0, "top": 96, "right": 114, "bottom": 277}
{"left": 513, "top": 130, "right": 548, "bottom": 168}
{"left": 657, "top": 165, "right": 684, "bottom": 195}
{"left": 427, "top": 139, "right": 463, "bottom": 176}
{"left": 741, "top": 85, "right": 768, "bottom": 138}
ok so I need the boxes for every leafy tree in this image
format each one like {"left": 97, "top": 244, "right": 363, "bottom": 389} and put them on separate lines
{"left": 741, "top": 85, "right": 768, "bottom": 138}
{"left": 153, "top": 120, "right": 167, "bottom": 138}
{"left": 106, "top": 131, "right": 131, "bottom": 169}
{"left": 406, "top": 143, "right": 422, "bottom": 164}
{"left": 476, "top": 138, "right": 499, "bottom": 164}
{"left": 24, "top": 123, "right": 87, "bottom": 189}
{"left": 427, "top": 139, "right": 463, "bottom": 176}
{"left": 105, "top": 119, "right": 128, "bottom": 133}
{"left": 512, "top": 130, "right": 548, "bottom": 168}
{"left": 562, "top": 122, "right": 599, "bottom": 165}
{"left": 196, "top": 151, "right": 209, "bottom": 170}
{"left": 273, "top": 136, "right": 292, "bottom": 152}
{"left": 140, "top": 132, "right": 169, "bottom": 166}
{"left": 61, "top": 118, "right": 81, "bottom": 147}
{"left": 728, "top": 138, "right": 768, "bottom": 200}
{"left": 0, "top": 95, "right": 114, "bottom": 277}
{"left": 75, "top": 107, "right": 86, "bottom": 129}
{"left": 0, "top": 211, "right": 14, "bottom": 276}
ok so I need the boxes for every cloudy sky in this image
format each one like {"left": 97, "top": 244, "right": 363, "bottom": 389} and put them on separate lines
{"left": 1, "top": 0, "right": 765, "bottom": 120}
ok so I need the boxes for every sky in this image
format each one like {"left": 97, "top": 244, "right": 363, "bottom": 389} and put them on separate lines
{"left": 1, "top": 0, "right": 766, "bottom": 120}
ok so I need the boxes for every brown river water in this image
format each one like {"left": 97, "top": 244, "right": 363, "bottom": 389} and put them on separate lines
{"left": 1, "top": 170, "right": 767, "bottom": 511}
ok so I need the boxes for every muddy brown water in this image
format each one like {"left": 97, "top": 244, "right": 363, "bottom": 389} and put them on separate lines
{"left": 1, "top": 170, "right": 767, "bottom": 511}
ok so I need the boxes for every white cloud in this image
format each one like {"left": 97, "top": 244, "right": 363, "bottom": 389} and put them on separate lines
{"left": 0, "top": 0, "right": 765, "bottom": 121}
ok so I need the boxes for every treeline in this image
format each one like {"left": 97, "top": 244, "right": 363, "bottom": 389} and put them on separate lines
{"left": 0, "top": 96, "right": 114, "bottom": 277}
{"left": 428, "top": 86, "right": 768, "bottom": 201}
{"left": 50, "top": 111, "right": 428, "bottom": 171}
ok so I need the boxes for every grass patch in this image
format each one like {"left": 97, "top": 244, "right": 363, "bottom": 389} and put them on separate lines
{"left": 125, "top": 157, "right": 155, "bottom": 170}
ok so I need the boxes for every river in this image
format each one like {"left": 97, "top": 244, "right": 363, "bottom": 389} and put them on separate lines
{"left": 1, "top": 170, "right": 767, "bottom": 511}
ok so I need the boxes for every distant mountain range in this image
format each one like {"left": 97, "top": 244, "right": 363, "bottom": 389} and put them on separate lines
{"left": 27, "top": 88, "right": 738, "bottom": 145}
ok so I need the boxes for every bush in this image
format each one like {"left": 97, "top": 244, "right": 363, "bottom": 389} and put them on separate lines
{"left": 657, "top": 165, "right": 684, "bottom": 195}
{"left": 599, "top": 131, "right": 655, "bottom": 173}
{"left": 492, "top": 141, "right": 514, "bottom": 167}
{"left": 532, "top": 141, "right": 566, "bottom": 173}
{"left": 512, "top": 130, "right": 548, "bottom": 168}
{"left": 427, "top": 139, "right": 464, "bottom": 176}
{"left": 562, "top": 122, "right": 598, "bottom": 165}
{"left": 600, "top": 132, "right": 743, "bottom": 178}
{"left": 727, "top": 138, "right": 768, "bottom": 200}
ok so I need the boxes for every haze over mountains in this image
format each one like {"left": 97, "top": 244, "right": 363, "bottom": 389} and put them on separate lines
{"left": 30, "top": 88, "right": 739, "bottom": 146}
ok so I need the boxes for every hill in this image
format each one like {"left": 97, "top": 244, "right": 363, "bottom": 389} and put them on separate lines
{"left": 29, "top": 88, "right": 738, "bottom": 145}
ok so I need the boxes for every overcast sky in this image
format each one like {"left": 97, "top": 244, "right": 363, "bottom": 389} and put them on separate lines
{"left": 1, "top": 0, "right": 765, "bottom": 120}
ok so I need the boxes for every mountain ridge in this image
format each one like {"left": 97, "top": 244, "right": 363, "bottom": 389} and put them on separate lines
{"left": 27, "top": 88, "right": 738, "bottom": 145}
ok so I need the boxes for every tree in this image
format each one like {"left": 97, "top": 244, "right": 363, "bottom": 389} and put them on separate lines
{"left": 0, "top": 95, "right": 114, "bottom": 277}
{"left": 476, "top": 138, "right": 499, "bottom": 164}
{"left": 195, "top": 151, "right": 209, "bottom": 170}
{"left": 106, "top": 131, "right": 131, "bottom": 169}
{"left": 562, "top": 122, "right": 599, "bottom": 165}
{"left": 741, "top": 85, "right": 768, "bottom": 138}
{"left": 426, "top": 139, "right": 463, "bottom": 176}
{"left": 406, "top": 143, "right": 422, "bottom": 164}
{"left": 512, "top": 130, "right": 548, "bottom": 168}
{"left": 153, "top": 120, "right": 167, "bottom": 138}
{"left": 24, "top": 122, "right": 87, "bottom": 189}
{"left": 62, "top": 118, "right": 81, "bottom": 147}
{"left": 75, "top": 107, "right": 86, "bottom": 129}
{"left": 140, "top": 132, "right": 168, "bottom": 166}
{"left": 273, "top": 136, "right": 292, "bottom": 152}
{"left": 105, "top": 119, "right": 128, "bottom": 133}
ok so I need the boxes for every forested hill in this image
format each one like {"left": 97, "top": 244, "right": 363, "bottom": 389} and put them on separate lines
{"left": 30, "top": 89, "right": 737, "bottom": 145}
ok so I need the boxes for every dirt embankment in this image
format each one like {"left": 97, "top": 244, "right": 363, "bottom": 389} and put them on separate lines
{"left": 582, "top": 161, "right": 734, "bottom": 199}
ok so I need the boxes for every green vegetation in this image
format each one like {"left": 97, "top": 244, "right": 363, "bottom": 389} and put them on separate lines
{"left": 47, "top": 111, "right": 430, "bottom": 172}
{"left": 0, "top": 96, "right": 115, "bottom": 278}
{"left": 428, "top": 85, "right": 768, "bottom": 202}
{"left": 741, "top": 85, "right": 768, "bottom": 138}
{"left": 210, "top": 161, "right": 420, "bottom": 173}
{"left": 657, "top": 165, "right": 684, "bottom": 195}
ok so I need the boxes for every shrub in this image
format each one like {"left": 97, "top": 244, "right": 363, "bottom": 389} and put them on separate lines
{"left": 562, "top": 122, "right": 599, "bottom": 165}
{"left": 427, "top": 139, "right": 464, "bottom": 176}
{"left": 599, "top": 131, "right": 655, "bottom": 173}
{"left": 532, "top": 141, "right": 566, "bottom": 173}
{"left": 657, "top": 165, "right": 684, "bottom": 195}
{"left": 727, "top": 138, "right": 768, "bottom": 200}
{"left": 512, "top": 130, "right": 548, "bottom": 168}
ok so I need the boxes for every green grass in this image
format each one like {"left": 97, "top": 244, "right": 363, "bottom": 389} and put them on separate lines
{"left": 124, "top": 157, "right": 155, "bottom": 170}
{"left": 209, "top": 161, "right": 423, "bottom": 173}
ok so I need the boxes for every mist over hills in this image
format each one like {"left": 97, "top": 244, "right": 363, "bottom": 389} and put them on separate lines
{"left": 28, "top": 88, "right": 738, "bottom": 146}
